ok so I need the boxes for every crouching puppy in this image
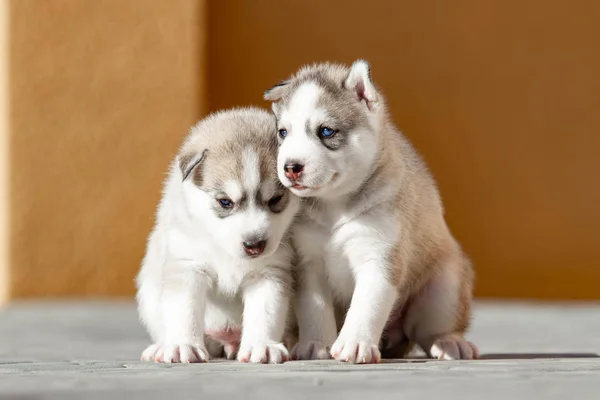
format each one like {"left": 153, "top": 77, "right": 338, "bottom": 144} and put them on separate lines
{"left": 136, "top": 107, "right": 300, "bottom": 364}
{"left": 264, "top": 61, "right": 478, "bottom": 363}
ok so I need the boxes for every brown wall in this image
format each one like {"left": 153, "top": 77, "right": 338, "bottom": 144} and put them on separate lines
{"left": 208, "top": 1, "right": 600, "bottom": 299}
{"left": 2, "top": 1, "right": 598, "bottom": 302}
{"left": 5, "top": 0, "right": 207, "bottom": 299}
{"left": 0, "top": 0, "right": 8, "bottom": 303}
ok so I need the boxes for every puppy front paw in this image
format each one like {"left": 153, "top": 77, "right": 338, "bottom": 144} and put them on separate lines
{"left": 237, "top": 342, "right": 289, "bottom": 364}
{"left": 330, "top": 333, "right": 381, "bottom": 364}
{"left": 291, "top": 340, "right": 332, "bottom": 360}
{"left": 141, "top": 342, "right": 209, "bottom": 363}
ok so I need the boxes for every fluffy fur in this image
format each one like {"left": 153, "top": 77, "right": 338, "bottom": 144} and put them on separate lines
{"left": 264, "top": 60, "right": 478, "bottom": 364}
{"left": 136, "top": 107, "right": 300, "bottom": 364}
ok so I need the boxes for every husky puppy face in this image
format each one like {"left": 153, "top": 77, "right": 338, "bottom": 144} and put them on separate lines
{"left": 178, "top": 108, "right": 299, "bottom": 260}
{"left": 264, "top": 61, "right": 382, "bottom": 199}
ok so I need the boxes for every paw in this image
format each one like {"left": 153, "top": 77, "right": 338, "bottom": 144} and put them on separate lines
{"left": 141, "top": 343, "right": 209, "bottom": 363}
{"left": 237, "top": 342, "right": 289, "bottom": 364}
{"left": 224, "top": 342, "right": 240, "bottom": 360}
{"left": 330, "top": 335, "right": 381, "bottom": 364}
{"left": 429, "top": 334, "right": 479, "bottom": 360}
{"left": 291, "top": 340, "right": 332, "bottom": 360}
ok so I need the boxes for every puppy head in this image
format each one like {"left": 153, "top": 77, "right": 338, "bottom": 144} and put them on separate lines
{"left": 264, "top": 60, "right": 384, "bottom": 199}
{"left": 178, "top": 107, "right": 299, "bottom": 260}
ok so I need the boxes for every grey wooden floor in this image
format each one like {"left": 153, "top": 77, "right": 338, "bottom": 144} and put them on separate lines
{"left": 1, "top": 300, "right": 599, "bottom": 399}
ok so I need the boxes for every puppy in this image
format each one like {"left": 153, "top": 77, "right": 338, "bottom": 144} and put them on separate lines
{"left": 264, "top": 60, "right": 478, "bottom": 363}
{"left": 136, "top": 107, "right": 300, "bottom": 364}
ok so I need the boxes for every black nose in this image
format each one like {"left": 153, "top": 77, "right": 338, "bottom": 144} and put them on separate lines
{"left": 284, "top": 163, "right": 304, "bottom": 181}
{"left": 243, "top": 240, "right": 267, "bottom": 257}
{"left": 285, "top": 163, "right": 304, "bottom": 173}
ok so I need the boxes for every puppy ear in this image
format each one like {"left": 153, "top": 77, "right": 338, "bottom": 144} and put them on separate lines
{"left": 178, "top": 149, "right": 207, "bottom": 183}
{"left": 270, "top": 101, "right": 282, "bottom": 116}
{"left": 264, "top": 80, "right": 290, "bottom": 101}
{"left": 344, "top": 59, "right": 378, "bottom": 111}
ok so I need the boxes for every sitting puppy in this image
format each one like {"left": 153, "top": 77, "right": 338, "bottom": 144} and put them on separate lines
{"left": 136, "top": 107, "right": 300, "bottom": 364}
{"left": 264, "top": 60, "right": 478, "bottom": 363}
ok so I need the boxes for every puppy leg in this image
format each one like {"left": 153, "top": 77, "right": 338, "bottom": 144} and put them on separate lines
{"left": 291, "top": 265, "right": 338, "bottom": 360}
{"left": 291, "top": 224, "right": 338, "bottom": 360}
{"left": 380, "top": 301, "right": 414, "bottom": 359}
{"left": 142, "top": 267, "right": 210, "bottom": 364}
{"left": 282, "top": 305, "right": 299, "bottom": 352}
{"left": 329, "top": 216, "right": 399, "bottom": 364}
{"left": 237, "top": 272, "right": 291, "bottom": 364}
{"left": 136, "top": 272, "right": 163, "bottom": 345}
{"left": 136, "top": 232, "right": 167, "bottom": 343}
{"left": 330, "top": 262, "right": 397, "bottom": 364}
{"left": 402, "top": 257, "right": 478, "bottom": 360}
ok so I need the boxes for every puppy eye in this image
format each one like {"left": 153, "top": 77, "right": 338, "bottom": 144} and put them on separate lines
{"left": 278, "top": 129, "right": 288, "bottom": 138}
{"left": 319, "top": 126, "right": 336, "bottom": 138}
{"left": 268, "top": 194, "right": 284, "bottom": 209}
{"left": 217, "top": 198, "right": 234, "bottom": 209}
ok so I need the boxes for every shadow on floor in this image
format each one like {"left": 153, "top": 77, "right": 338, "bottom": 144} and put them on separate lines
{"left": 379, "top": 352, "right": 600, "bottom": 363}
{"left": 479, "top": 353, "right": 599, "bottom": 359}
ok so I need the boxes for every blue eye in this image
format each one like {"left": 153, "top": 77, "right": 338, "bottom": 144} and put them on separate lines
{"left": 278, "top": 129, "right": 287, "bottom": 138}
{"left": 319, "top": 127, "right": 335, "bottom": 138}
{"left": 218, "top": 198, "right": 233, "bottom": 208}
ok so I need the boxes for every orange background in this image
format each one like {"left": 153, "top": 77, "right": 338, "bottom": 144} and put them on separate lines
{"left": 4, "top": 0, "right": 206, "bottom": 300}
{"left": 2, "top": 0, "right": 599, "bottom": 302}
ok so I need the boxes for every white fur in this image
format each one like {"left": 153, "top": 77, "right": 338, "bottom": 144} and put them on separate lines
{"left": 237, "top": 278, "right": 290, "bottom": 363}
{"left": 277, "top": 83, "right": 336, "bottom": 193}
{"left": 137, "top": 136, "right": 299, "bottom": 364}
{"left": 277, "top": 82, "right": 379, "bottom": 200}
{"left": 292, "top": 200, "right": 401, "bottom": 363}
{"left": 282, "top": 82, "right": 323, "bottom": 134}
{"left": 242, "top": 148, "right": 261, "bottom": 194}
{"left": 223, "top": 180, "right": 243, "bottom": 203}
{"left": 178, "top": 149, "right": 290, "bottom": 260}
{"left": 328, "top": 212, "right": 399, "bottom": 363}
{"left": 429, "top": 344, "right": 448, "bottom": 360}
{"left": 290, "top": 220, "right": 338, "bottom": 360}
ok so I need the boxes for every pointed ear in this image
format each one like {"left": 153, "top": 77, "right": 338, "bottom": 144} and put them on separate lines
{"left": 264, "top": 80, "right": 290, "bottom": 101}
{"left": 344, "top": 59, "right": 378, "bottom": 110}
{"left": 178, "top": 149, "right": 207, "bottom": 183}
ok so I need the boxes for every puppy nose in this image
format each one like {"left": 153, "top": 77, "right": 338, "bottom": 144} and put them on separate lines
{"left": 242, "top": 240, "right": 267, "bottom": 257}
{"left": 284, "top": 163, "right": 304, "bottom": 181}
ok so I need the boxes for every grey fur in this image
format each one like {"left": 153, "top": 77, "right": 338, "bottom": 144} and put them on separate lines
{"left": 267, "top": 63, "right": 370, "bottom": 153}
{"left": 178, "top": 107, "right": 288, "bottom": 220}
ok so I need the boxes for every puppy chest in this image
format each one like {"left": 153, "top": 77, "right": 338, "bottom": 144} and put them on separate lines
{"left": 212, "top": 264, "right": 246, "bottom": 296}
{"left": 202, "top": 254, "right": 249, "bottom": 296}
{"left": 321, "top": 230, "right": 356, "bottom": 301}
